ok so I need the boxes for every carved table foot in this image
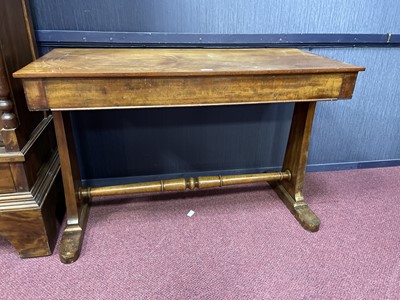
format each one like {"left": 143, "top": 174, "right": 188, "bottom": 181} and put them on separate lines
{"left": 270, "top": 182, "right": 320, "bottom": 232}
{"left": 59, "top": 202, "right": 89, "bottom": 264}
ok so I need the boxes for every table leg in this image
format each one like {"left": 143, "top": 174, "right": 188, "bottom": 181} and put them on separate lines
{"left": 270, "top": 102, "right": 320, "bottom": 232}
{"left": 52, "top": 111, "right": 89, "bottom": 263}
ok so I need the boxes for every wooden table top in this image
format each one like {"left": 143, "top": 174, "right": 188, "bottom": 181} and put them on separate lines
{"left": 14, "top": 48, "right": 364, "bottom": 78}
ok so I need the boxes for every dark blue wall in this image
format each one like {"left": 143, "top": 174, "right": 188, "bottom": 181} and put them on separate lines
{"left": 29, "top": 0, "right": 400, "bottom": 182}
{"left": 309, "top": 48, "right": 400, "bottom": 164}
{"left": 71, "top": 105, "right": 292, "bottom": 180}
{"left": 31, "top": 0, "right": 400, "bottom": 33}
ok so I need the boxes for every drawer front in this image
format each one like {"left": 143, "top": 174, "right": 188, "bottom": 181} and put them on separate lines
{"left": 0, "top": 163, "right": 16, "bottom": 194}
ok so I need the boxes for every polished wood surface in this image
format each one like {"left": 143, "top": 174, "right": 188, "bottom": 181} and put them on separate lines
{"left": 22, "top": 72, "right": 358, "bottom": 111}
{"left": 53, "top": 111, "right": 88, "bottom": 263}
{"left": 0, "top": 0, "right": 63, "bottom": 258}
{"left": 0, "top": 151, "right": 63, "bottom": 257}
{"left": 270, "top": 102, "right": 320, "bottom": 232}
{"left": 80, "top": 171, "right": 291, "bottom": 199}
{"left": 282, "top": 102, "right": 317, "bottom": 200}
{"left": 16, "top": 48, "right": 363, "bottom": 111}
{"left": 0, "top": 0, "right": 42, "bottom": 147}
{"left": 0, "top": 57, "right": 11, "bottom": 97}
{"left": 52, "top": 112, "right": 81, "bottom": 224}
{"left": 15, "top": 47, "right": 364, "bottom": 263}
{"left": 14, "top": 48, "right": 364, "bottom": 78}
{"left": 0, "top": 164, "right": 15, "bottom": 193}
{"left": 0, "top": 209, "right": 56, "bottom": 257}
{"left": 0, "top": 46, "right": 19, "bottom": 152}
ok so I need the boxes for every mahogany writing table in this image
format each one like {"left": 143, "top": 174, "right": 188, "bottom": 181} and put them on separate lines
{"left": 14, "top": 48, "right": 364, "bottom": 263}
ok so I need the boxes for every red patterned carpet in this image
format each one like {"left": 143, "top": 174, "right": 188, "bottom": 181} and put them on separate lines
{"left": 1, "top": 167, "right": 400, "bottom": 299}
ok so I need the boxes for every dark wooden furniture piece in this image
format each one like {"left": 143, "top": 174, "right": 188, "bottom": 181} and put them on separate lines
{"left": 0, "top": 0, "right": 62, "bottom": 257}
{"left": 14, "top": 48, "right": 364, "bottom": 263}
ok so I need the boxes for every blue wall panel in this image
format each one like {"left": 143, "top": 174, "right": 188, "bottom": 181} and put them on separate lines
{"left": 71, "top": 104, "right": 293, "bottom": 179}
{"left": 31, "top": 0, "right": 400, "bottom": 33}
{"left": 309, "top": 48, "right": 400, "bottom": 164}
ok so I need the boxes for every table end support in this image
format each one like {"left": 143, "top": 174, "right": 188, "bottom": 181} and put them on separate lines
{"left": 59, "top": 201, "right": 89, "bottom": 264}
{"left": 273, "top": 101, "right": 320, "bottom": 232}
{"left": 53, "top": 111, "right": 88, "bottom": 264}
{"left": 270, "top": 181, "right": 320, "bottom": 232}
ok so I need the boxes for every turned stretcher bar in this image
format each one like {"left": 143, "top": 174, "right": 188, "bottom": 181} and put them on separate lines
{"left": 79, "top": 170, "right": 292, "bottom": 199}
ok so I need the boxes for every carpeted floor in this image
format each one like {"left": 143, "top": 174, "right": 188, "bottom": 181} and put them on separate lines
{"left": 1, "top": 167, "right": 400, "bottom": 300}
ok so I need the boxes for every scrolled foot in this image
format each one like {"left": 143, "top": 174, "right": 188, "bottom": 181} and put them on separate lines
{"left": 59, "top": 202, "right": 89, "bottom": 264}
{"left": 292, "top": 204, "right": 320, "bottom": 232}
{"left": 59, "top": 226, "right": 84, "bottom": 264}
{"left": 270, "top": 181, "right": 320, "bottom": 232}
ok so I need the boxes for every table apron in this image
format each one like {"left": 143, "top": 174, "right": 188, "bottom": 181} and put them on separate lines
{"left": 22, "top": 72, "right": 358, "bottom": 111}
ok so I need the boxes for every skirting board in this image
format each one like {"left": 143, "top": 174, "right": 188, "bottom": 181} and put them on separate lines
{"left": 82, "top": 159, "right": 400, "bottom": 188}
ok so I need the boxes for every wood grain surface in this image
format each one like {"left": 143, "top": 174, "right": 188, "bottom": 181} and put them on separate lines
{"left": 0, "top": 164, "right": 16, "bottom": 193}
{"left": 0, "top": 0, "right": 62, "bottom": 259}
{"left": 14, "top": 48, "right": 364, "bottom": 78}
{"left": 27, "top": 73, "right": 355, "bottom": 110}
